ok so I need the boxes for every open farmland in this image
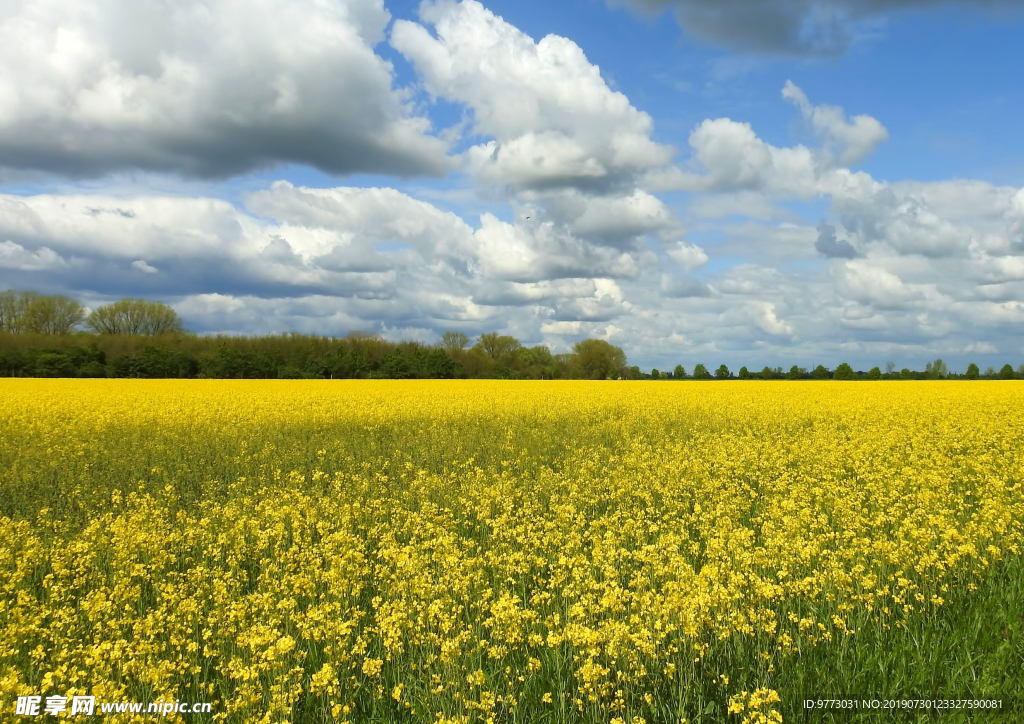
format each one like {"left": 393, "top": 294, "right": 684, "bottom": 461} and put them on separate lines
{"left": 1, "top": 380, "right": 1022, "bottom": 723}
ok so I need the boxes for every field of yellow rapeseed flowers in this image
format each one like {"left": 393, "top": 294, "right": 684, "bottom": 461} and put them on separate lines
{"left": 1, "top": 380, "right": 1022, "bottom": 723}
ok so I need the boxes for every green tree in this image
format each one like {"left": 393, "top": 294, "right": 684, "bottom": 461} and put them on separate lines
{"left": 570, "top": 339, "right": 627, "bottom": 380}
{"left": 439, "top": 331, "right": 470, "bottom": 352}
{"left": 924, "top": 358, "right": 947, "bottom": 380}
{"left": 901, "top": 368, "right": 911, "bottom": 379}
{"left": 87, "top": 298, "right": 183, "bottom": 335}
{"left": 966, "top": 363, "right": 980, "bottom": 380}
{"left": 693, "top": 363, "right": 710, "bottom": 380}
{"left": 813, "top": 365, "right": 829, "bottom": 380}
{"left": 760, "top": 366, "right": 774, "bottom": 380}
{"left": 650, "top": 368, "right": 660, "bottom": 380}
{"left": 476, "top": 333, "right": 522, "bottom": 367}
{"left": 787, "top": 365, "right": 801, "bottom": 380}
{"left": 674, "top": 364, "right": 686, "bottom": 379}
{"left": 834, "top": 362, "right": 855, "bottom": 380}
{"left": 715, "top": 364, "right": 730, "bottom": 379}
{"left": 999, "top": 364, "right": 1015, "bottom": 380}
{"left": 868, "top": 366, "right": 882, "bottom": 380}
{"left": 0, "top": 290, "right": 39, "bottom": 332}
{"left": 738, "top": 366, "right": 750, "bottom": 379}
{"left": 22, "top": 295, "right": 85, "bottom": 334}
{"left": 885, "top": 361, "right": 896, "bottom": 376}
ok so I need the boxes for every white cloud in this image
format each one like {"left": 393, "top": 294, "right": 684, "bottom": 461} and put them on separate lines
{"left": 471, "top": 213, "right": 646, "bottom": 281}
{"left": 131, "top": 259, "right": 158, "bottom": 274}
{"left": 0, "top": 0, "right": 450, "bottom": 178}
{"left": 391, "top": 0, "right": 673, "bottom": 192}
{"left": 534, "top": 189, "right": 679, "bottom": 246}
{"left": 833, "top": 260, "right": 927, "bottom": 309}
{"left": 666, "top": 242, "right": 709, "bottom": 270}
{"left": 782, "top": 81, "right": 888, "bottom": 166}
{"left": 748, "top": 301, "right": 793, "bottom": 337}
{"left": 541, "top": 321, "right": 582, "bottom": 335}
{"left": 0, "top": 241, "right": 68, "bottom": 271}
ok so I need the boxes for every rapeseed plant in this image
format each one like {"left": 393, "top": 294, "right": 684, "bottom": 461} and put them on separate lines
{"left": 0, "top": 380, "right": 1022, "bottom": 722}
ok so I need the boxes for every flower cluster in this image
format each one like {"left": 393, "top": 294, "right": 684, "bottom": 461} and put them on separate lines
{"left": 1, "top": 380, "right": 1022, "bottom": 722}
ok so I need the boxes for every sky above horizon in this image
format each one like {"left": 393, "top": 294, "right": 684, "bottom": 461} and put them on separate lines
{"left": 2, "top": 0, "right": 1023, "bottom": 372}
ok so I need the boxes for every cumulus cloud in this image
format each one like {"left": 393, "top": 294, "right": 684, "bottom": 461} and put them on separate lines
{"left": 666, "top": 242, "right": 709, "bottom": 270}
{"left": 833, "top": 260, "right": 928, "bottom": 309}
{"left": 672, "top": 85, "right": 886, "bottom": 198}
{"left": 533, "top": 189, "right": 680, "bottom": 246}
{"left": 815, "top": 222, "right": 858, "bottom": 258}
{"left": 0, "top": 241, "right": 69, "bottom": 271}
{"left": 0, "top": 0, "right": 450, "bottom": 178}
{"left": 607, "top": 0, "right": 1024, "bottom": 56}
{"left": 782, "top": 81, "right": 888, "bottom": 166}
{"left": 471, "top": 213, "right": 647, "bottom": 281}
{"left": 391, "top": 0, "right": 674, "bottom": 192}
{"left": 660, "top": 274, "right": 712, "bottom": 297}
{"left": 0, "top": 183, "right": 653, "bottom": 337}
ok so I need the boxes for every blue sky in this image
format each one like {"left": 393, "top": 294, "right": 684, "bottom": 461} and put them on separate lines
{"left": 1, "top": 0, "right": 1023, "bottom": 372}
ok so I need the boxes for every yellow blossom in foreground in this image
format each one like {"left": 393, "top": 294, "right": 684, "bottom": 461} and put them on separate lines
{"left": 1, "top": 380, "right": 1021, "bottom": 722}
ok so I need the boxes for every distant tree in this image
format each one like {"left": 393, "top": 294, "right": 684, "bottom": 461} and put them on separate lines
{"left": 0, "top": 290, "right": 39, "bottom": 333}
{"left": 924, "top": 358, "right": 947, "bottom": 380}
{"left": 834, "top": 362, "right": 855, "bottom": 380}
{"left": 693, "top": 363, "right": 710, "bottom": 380}
{"left": 900, "top": 368, "right": 911, "bottom": 379}
{"left": 999, "top": 363, "right": 1015, "bottom": 380}
{"left": 738, "top": 366, "right": 750, "bottom": 379}
{"left": 22, "top": 295, "right": 85, "bottom": 334}
{"left": 650, "top": 368, "right": 660, "bottom": 380}
{"left": 760, "top": 366, "right": 774, "bottom": 380}
{"left": 787, "top": 365, "right": 800, "bottom": 380}
{"left": 984, "top": 366, "right": 996, "bottom": 379}
{"left": 87, "top": 298, "right": 183, "bottom": 335}
{"left": 966, "top": 363, "right": 980, "bottom": 380}
{"left": 715, "top": 364, "right": 730, "bottom": 379}
{"left": 813, "top": 365, "right": 829, "bottom": 380}
{"left": 476, "top": 333, "right": 522, "bottom": 366}
{"left": 1018, "top": 363, "right": 1024, "bottom": 378}
{"left": 571, "top": 339, "right": 627, "bottom": 380}
{"left": 439, "top": 331, "right": 470, "bottom": 352}
{"left": 868, "top": 366, "right": 882, "bottom": 380}
{"left": 625, "top": 365, "right": 642, "bottom": 380}
{"left": 674, "top": 364, "right": 686, "bottom": 379}
{"left": 885, "top": 361, "right": 896, "bottom": 376}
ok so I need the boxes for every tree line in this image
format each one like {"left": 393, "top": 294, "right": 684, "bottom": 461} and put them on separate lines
{"left": 647, "top": 360, "right": 1023, "bottom": 381}
{"left": 0, "top": 291, "right": 629, "bottom": 379}
{"left": 1, "top": 290, "right": 1021, "bottom": 380}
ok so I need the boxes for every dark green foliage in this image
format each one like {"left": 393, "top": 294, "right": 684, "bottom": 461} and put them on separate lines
{"left": 813, "top": 365, "right": 830, "bottom": 380}
{"left": 868, "top": 366, "right": 882, "bottom": 380}
{"left": 112, "top": 346, "right": 200, "bottom": 379}
{"left": 715, "top": 364, "right": 730, "bottom": 379}
{"left": 834, "top": 362, "right": 855, "bottom": 380}
{"left": 967, "top": 363, "right": 980, "bottom": 380}
{"left": 1000, "top": 364, "right": 1016, "bottom": 380}
{"left": 738, "top": 366, "right": 750, "bottom": 379}
{"left": 693, "top": 363, "right": 710, "bottom": 380}
{"left": 674, "top": 364, "right": 686, "bottom": 379}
